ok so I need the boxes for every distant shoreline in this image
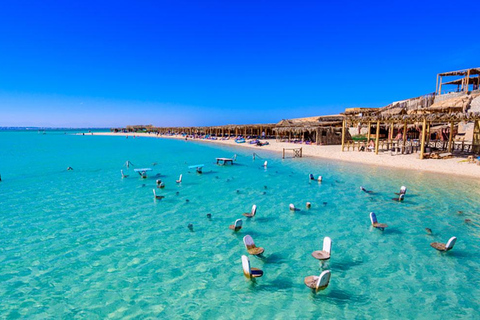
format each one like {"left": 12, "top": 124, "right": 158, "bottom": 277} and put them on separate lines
{"left": 92, "top": 132, "right": 480, "bottom": 179}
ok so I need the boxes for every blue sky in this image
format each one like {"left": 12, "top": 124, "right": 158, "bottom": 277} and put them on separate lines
{"left": 0, "top": 0, "right": 478, "bottom": 127}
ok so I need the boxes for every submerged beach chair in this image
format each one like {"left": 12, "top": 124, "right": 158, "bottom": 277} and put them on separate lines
{"left": 243, "top": 205, "right": 257, "bottom": 218}
{"left": 304, "top": 270, "right": 331, "bottom": 292}
{"left": 370, "top": 212, "right": 388, "bottom": 230}
{"left": 392, "top": 194, "right": 404, "bottom": 202}
{"left": 229, "top": 219, "right": 243, "bottom": 232}
{"left": 431, "top": 236, "right": 457, "bottom": 252}
{"left": 176, "top": 174, "right": 182, "bottom": 183}
{"left": 395, "top": 186, "right": 407, "bottom": 195}
{"left": 241, "top": 255, "right": 263, "bottom": 279}
{"left": 311, "top": 237, "right": 332, "bottom": 261}
{"left": 152, "top": 189, "right": 165, "bottom": 200}
{"left": 243, "top": 235, "right": 264, "bottom": 255}
{"left": 121, "top": 169, "right": 128, "bottom": 178}
{"left": 156, "top": 179, "right": 165, "bottom": 188}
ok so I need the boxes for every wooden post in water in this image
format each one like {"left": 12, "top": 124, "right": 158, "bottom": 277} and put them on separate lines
{"left": 341, "top": 119, "right": 346, "bottom": 151}
{"left": 375, "top": 121, "right": 380, "bottom": 155}
{"left": 282, "top": 148, "right": 285, "bottom": 159}
{"left": 448, "top": 121, "right": 454, "bottom": 152}
{"left": 420, "top": 118, "right": 427, "bottom": 159}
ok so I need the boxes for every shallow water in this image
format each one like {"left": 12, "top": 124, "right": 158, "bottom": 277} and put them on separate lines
{"left": 1, "top": 131, "right": 479, "bottom": 319}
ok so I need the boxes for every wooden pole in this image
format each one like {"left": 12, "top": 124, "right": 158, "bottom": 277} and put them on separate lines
{"left": 473, "top": 120, "right": 480, "bottom": 154}
{"left": 403, "top": 121, "right": 407, "bottom": 153}
{"left": 341, "top": 119, "right": 346, "bottom": 151}
{"left": 367, "top": 121, "right": 371, "bottom": 142}
{"left": 389, "top": 122, "right": 394, "bottom": 141}
{"left": 448, "top": 121, "right": 454, "bottom": 152}
{"left": 375, "top": 121, "right": 380, "bottom": 155}
{"left": 436, "top": 74, "right": 439, "bottom": 94}
{"left": 465, "top": 69, "right": 471, "bottom": 93}
{"left": 438, "top": 76, "right": 443, "bottom": 95}
{"left": 420, "top": 118, "right": 427, "bottom": 159}
{"left": 426, "top": 122, "right": 431, "bottom": 146}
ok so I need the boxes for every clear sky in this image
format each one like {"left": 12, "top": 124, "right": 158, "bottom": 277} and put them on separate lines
{"left": 0, "top": 0, "right": 479, "bottom": 128}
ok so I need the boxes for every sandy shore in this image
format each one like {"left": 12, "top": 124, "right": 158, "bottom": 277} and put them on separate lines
{"left": 93, "top": 132, "right": 480, "bottom": 179}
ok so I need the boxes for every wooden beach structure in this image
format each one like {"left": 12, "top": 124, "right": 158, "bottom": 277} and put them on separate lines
{"left": 274, "top": 115, "right": 348, "bottom": 145}
{"left": 341, "top": 68, "right": 480, "bottom": 158}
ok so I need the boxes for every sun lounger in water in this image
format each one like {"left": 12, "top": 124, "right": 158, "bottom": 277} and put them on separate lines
{"left": 152, "top": 189, "right": 164, "bottom": 200}
{"left": 229, "top": 219, "right": 243, "bottom": 232}
{"left": 311, "top": 236, "right": 332, "bottom": 260}
{"left": 370, "top": 212, "right": 388, "bottom": 230}
{"left": 188, "top": 164, "right": 204, "bottom": 173}
{"left": 431, "top": 236, "right": 456, "bottom": 251}
{"left": 243, "top": 235, "right": 264, "bottom": 255}
{"left": 241, "top": 255, "right": 263, "bottom": 279}
{"left": 304, "top": 270, "right": 331, "bottom": 291}
{"left": 395, "top": 186, "right": 407, "bottom": 195}
{"left": 176, "top": 174, "right": 182, "bottom": 183}
{"left": 243, "top": 205, "right": 257, "bottom": 218}
{"left": 134, "top": 168, "right": 152, "bottom": 178}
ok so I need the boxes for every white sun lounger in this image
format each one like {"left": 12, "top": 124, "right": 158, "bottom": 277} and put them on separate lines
{"left": 243, "top": 205, "right": 257, "bottom": 218}
{"left": 241, "top": 255, "right": 263, "bottom": 279}
{"left": 243, "top": 235, "right": 264, "bottom": 255}
{"left": 370, "top": 212, "right": 388, "bottom": 230}
{"left": 431, "top": 236, "right": 457, "bottom": 251}
{"left": 229, "top": 219, "right": 243, "bottom": 232}
{"left": 304, "top": 270, "right": 331, "bottom": 291}
{"left": 311, "top": 236, "right": 332, "bottom": 260}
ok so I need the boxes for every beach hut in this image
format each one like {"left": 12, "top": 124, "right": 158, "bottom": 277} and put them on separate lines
{"left": 304, "top": 270, "right": 331, "bottom": 292}
{"left": 243, "top": 235, "right": 264, "bottom": 255}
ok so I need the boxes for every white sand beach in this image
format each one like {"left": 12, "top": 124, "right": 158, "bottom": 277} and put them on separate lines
{"left": 93, "top": 132, "right": 480, "bottom": 179}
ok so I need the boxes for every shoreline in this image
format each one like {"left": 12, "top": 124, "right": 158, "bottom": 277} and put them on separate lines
{"left": 92, "top": 132, "right": 480, "bottom": 179}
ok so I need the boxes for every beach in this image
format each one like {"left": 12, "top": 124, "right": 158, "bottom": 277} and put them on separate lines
{"left": 94, "top": 132, "right": 480, "bottom": 179}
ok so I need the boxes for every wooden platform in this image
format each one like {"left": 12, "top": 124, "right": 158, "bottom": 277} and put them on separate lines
{"left": 216, "top": 158, "right": 234, "bottom": 165}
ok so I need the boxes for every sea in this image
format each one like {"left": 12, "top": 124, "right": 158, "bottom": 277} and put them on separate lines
{"left": 1, "top": 130, "right": 479, "bottom": 319}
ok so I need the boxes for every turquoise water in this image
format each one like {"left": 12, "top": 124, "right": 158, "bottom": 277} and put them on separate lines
{"left": 1, "top": 131, "right": 479, "bottom": 319}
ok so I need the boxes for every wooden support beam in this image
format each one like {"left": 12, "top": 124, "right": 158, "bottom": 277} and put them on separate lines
{"left": 367, "top": 121, "right": 371, "bottom": 142}
{"left": 465, "top": 69, "right": 471, "bottom": 93}
{"left": 448, "top": 121, "right": 454, "bottom": 152}
{"left": 341, "top": 119, "right": 346, "bottom": 151}
{"left": 438, "top": 76, "right": 443, "bottom": 95}
{"left": 403, "top": 121, "right": 407, "bottom": 153}
{"left": 473, "top": 120, "right": 480, "bottom": 154}
{"left": 420, "top": 118, "right": 427, "bottom": 160}
{"left": 375, "top": 121, "right": 380, "bottom": 155}
{"left": 426, "top": 122, "right": 431, "bottom": 146}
